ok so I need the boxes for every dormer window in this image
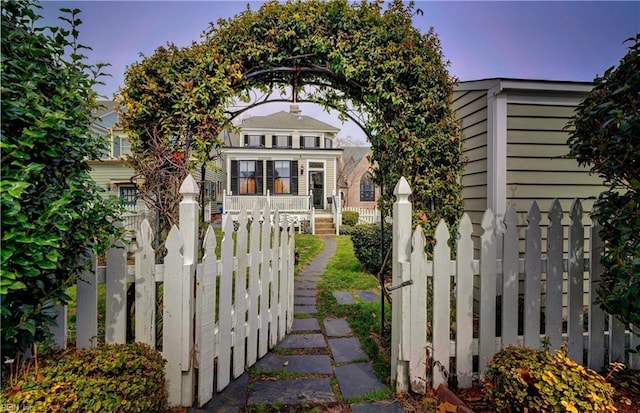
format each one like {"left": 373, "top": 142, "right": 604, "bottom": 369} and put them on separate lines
{"left": 273, "top": 135, "right": 292, "bottom": 148}
{"left": 244, "top": 134, "right": 265, "bottom": 147}
{"left": 302, "top": 136, "right": 320, "bottom": 148}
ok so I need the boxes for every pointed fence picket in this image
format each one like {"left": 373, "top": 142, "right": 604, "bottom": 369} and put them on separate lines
{"left": 390, "top": 177, "right": 639, "bottom": 393}
{"left": 52, "top": 174, "right": 296, "bottom": 408}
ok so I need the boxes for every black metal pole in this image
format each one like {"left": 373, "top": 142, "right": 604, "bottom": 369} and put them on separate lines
{"left": 380, "top": 181, "right": 385, "bottom": 336}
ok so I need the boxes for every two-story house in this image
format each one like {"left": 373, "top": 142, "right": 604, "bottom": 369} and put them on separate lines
{"left": 89, "top": 101, "right": 225, "bottom": 229}
{"left": 222, "top": 105, "right": 343, "bottom": 234}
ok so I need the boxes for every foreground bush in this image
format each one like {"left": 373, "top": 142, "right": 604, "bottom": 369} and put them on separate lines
{"left": 2, "top": 343, "right": 167, "bottom": 413}
{"left": 485, "top": 345, "right": 615, "bottom": 412}
{"left": 350, "top": 222, "right": 392, "bottom": 275}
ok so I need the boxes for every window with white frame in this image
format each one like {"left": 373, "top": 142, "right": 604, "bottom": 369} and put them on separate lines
{"left": 244, "top": 134, "right": 264, "bottom": 147}
{"left": 273, "top": 135, "right": 292, "bottom": 148}
{"left": 239, "top": 160, "right": 257, "bottom": 194}
{"left": 273, "top": 160, "right": 291, "bottom": 194}
{"left": 302, "top": 135, "right": 320, "bottom": 148}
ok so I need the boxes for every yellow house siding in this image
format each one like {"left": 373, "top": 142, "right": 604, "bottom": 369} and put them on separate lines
{"left": 89, "top": 162, "right": 135, "bottom": 188}
{"left": 505, "top": 99, "right": 606, "bottom": 254}
{"left": 453, "top": 89, "right": 488, "bottom": 246}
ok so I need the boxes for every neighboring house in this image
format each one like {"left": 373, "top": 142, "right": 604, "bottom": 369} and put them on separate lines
{"left": 452, "top": 78, "right": 603, "bottom": 248}
{"left": 339, "top": 147, "right": 379, "bottom": 209}
{"left": 88, "top": 101, "right": 225, "bottom": 224}
{"left": 222, "top": 105, "right": 343, "bottom": 234}
{"left": 89, "top": 101, "right": 138, "bottom": 206}
{"left": 336, "top": 79, "right": 605, "bottom": 244}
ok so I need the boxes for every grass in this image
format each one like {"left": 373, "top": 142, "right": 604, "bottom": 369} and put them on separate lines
{"left": 65, "top": 283, "right": 107, "bottom": 346}
{"left": 294, "top": 233, "right": 324, "bottom": 271}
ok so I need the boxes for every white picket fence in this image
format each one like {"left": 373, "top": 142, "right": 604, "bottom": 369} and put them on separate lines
{"left": 52, "top": 175, "right": 296, "bottom": 407}
{"left": 343, "top": 207, "right": 381, "bottom": 224}
{"left": 390, "top": 177, "right": 639, "bottom": 394}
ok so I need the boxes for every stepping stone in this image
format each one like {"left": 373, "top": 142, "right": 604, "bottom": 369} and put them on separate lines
{"left": 298, "top": 275, "right": 322, "bottom": 282}
{"left": 295, "top": 289, "right": 316, "bottom": 297}
{"left": 254, "top": 354, "right": 333, "bottom": 374}
{"left": 335, "top": 363, "right": 386, "bottom": 400}
{"left": 294, "top": 296, "right": 316, "bottom": 305}
{"left": 295, "top": 281, "right": 317, "bottom": 289}
{"left": 329, "top": 337, "right": 368, "bottom": 363}
{"left": 292, "top": 318, "right": 321, "bottom": 332}
{"left": 247, "top": 378, "right": 336, "bottom": 405}
{"left": 191, "top": 372, "right": 248, "bottom": 412}
{"left": 333, "top": 291, "right": 356, "bottom": 304}
{"left": 294, "top": 305, "right": 317, "bottom": 314}
{"left": 351, "top": 400, "right": 404, "bottom": 413}
{"left": 324, "top": 318, "right": 352, "bottom": 337}
{"left": 357, "top": 290, "right": 379, "bottom": 303}
{"left": 277, "top": 333, "right": 326, "bottom": 349}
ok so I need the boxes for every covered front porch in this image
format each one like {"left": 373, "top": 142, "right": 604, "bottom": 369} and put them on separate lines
{"left": 222, "top": 191, "right": 341, "bottom": 235}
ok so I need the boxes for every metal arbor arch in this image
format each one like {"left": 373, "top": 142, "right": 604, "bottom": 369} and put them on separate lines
{"left": 119, "top": 0, "right": 464, "bottom": 233}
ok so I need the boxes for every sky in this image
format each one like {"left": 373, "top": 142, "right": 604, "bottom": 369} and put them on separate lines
{"left": 39, "top": 1, "right": 639, "bottom": 144}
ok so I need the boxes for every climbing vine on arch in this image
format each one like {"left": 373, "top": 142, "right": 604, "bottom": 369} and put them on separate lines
{"left": 118, "top": 0, "right": 464, "bottom": 239}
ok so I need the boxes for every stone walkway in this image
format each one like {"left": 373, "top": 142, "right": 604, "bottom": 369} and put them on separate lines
{"left": 191, "top": 236, "right": 403, "bottom": 412}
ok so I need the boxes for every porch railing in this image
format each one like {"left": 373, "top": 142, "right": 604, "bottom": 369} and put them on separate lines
{"left": 223, "top": 190, "right": 312, "bottom": 213}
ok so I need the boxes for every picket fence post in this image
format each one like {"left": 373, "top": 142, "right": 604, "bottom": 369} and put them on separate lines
{"left": 163, "top": 174, "right": 199, "bottom": 407}
{"left": 391, "top": 177, "right": 412, "bottom": 391}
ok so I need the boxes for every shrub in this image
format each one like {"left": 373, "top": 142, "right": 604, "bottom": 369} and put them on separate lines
{"left": 350, "top": 222, "right": 392, "bottom": 275}
{"left": 567, "top": 35, "right": 639, "bottom": 325}
{"left": 1, "top": 1, "right": 122, "bottom": 361}
{"left": 2, "top": 343, "right": 168, "bottom": 413}
{"left": 339, "top": 225, "right": 353, "bottom": 235}
{"left": 485, "top": 345, "right": 615, "bottom": 412}
{"left": 341, "top": 210, "right": 360, "bottom": 227}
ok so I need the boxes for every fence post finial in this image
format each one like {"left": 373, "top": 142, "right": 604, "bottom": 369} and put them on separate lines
{"left": 393, "top": 176, "right": 412, "bottom": 198}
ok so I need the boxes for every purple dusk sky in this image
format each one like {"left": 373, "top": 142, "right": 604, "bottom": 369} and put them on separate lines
{"left": 39, "top": 1, "right": 639, "bottom": 143}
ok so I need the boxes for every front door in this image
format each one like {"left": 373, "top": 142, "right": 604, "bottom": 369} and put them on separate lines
{"left": 309, "top": 171, "right": 324, "bottom": 209}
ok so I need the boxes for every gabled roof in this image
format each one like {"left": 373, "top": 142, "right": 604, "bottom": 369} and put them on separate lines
{"left": 241, "top": 107, "right": 340, "bottom": 133}
{"left": 341, "top": 146, "right": 371, "bottom": 179}
{"left": 94, "top": 100, "right": 119, "bottom": 118}
{"left": 456, "top": 78, "right": 592, "bottom": 93}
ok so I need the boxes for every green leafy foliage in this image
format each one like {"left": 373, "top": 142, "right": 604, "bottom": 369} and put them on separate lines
{"left": 341, "top": 210, "right": 360, "bottom": 227}
{"left": 1, "top": 343, "right": 168, "bottom": 413}
{"left": 350, "top": 223, "right": 392, "bottom": 275}
{"left": 567, "top": 34, "right": 640, "bottom": 325}
{"left": 118, "top": 0, "right": 464, "bottom": 240}
{"left": 1, "top": 0, "right": 122, "bottom": 362}
{"left": 485, "top": 346, "right": 616, "bottom": 412}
